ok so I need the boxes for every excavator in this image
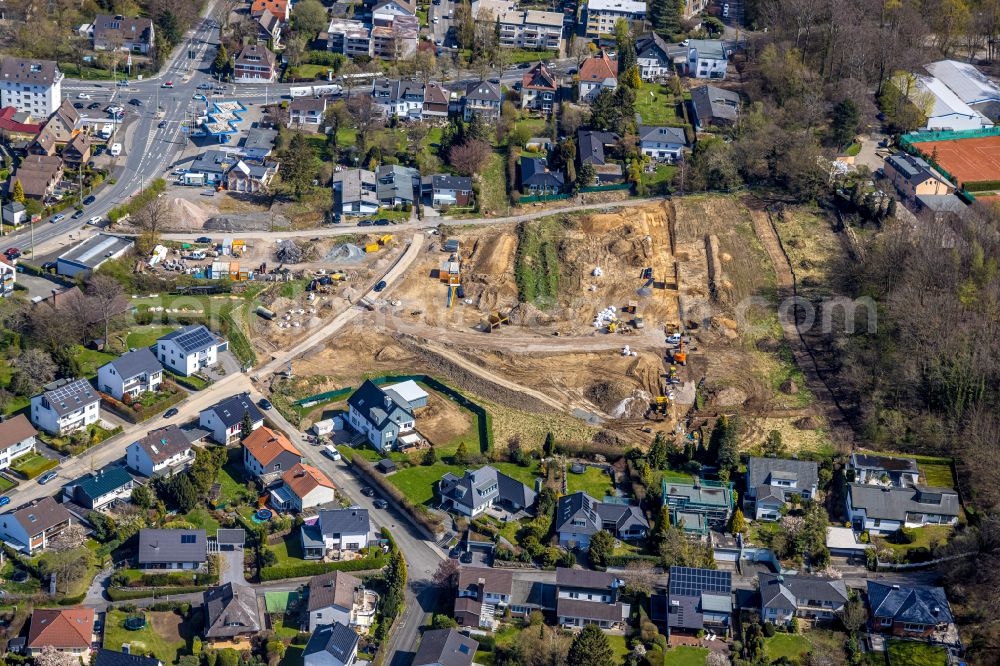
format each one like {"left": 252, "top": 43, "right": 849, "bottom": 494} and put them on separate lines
{"left": 672, "top": 337, "right": 687, "bottom": 366}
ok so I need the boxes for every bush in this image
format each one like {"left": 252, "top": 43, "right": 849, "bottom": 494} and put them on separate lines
{"left": 762, "top": 622, "right": 776, "bottom": 637}
{"left": 962, "top": 179, "right": 1000, "bottom": 192}
{"left": 897, "top": 527, "right": 918, "bottom": 544}
{"left": 790, "top": 617, "right": 800, "bottom": 634}
{"left": 350, "top": 455, "right": 444, "bottom": 536}
{"left": 259, "top": 550, "right": 388, "bottom": 581}
{"left": 108, "top": 586, "right": 209, "bottom": 601}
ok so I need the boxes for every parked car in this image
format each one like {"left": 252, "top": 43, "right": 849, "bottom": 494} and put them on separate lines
{"left": 374, "top": 218, "right": 390, "bottom": 226}
{"left": 258, "top": 398, "right": 273, "bottom": 410}
{"left": 357, "top": 219, "right": 374, "bottom": 226}
{"left": 51, "top": 214, "right": 65, "bottom": 223}
{"left": 323, "top": 445, "right": 341, "bottom": 461}
{"left": 38, "top": 471, "right": 57, "bottom": 485}
{"left": 88, "top": 102, "right": 101, "bottom": 109}
{"left": 373, "top": 280, "right": 387, "bottom": 292}
{"left": 117, "top": 79, "right": 129, "bottom": 86}
{"left": 0, "top": 496, "right": 9, "bottom": 507}
{"left": 372, "top": 499, "right": 388, "bottom": 509}
{"left": 88, "top": 216, "right": 102, "bottom": 226}
{"left": 196, "top": 236, "right": 213, "bottom": 244}
{"left": 77, "top": 93, "right": 91, "bottom": 99}
{"left": 163, "top": 407, "right": 179, "bottom": 418}
{"left": 4, "top": 247, "right": 20, "bottom": 259}
{"left": 82, "top": 195, "right": 96, "bottom": 205}
{"left": 71, "top": 209, "right": 85, "bottom": 219}
{"left": 73, "top": 102, "right": 84, "bottom": 109}
{"left": 158, "top": 120, "right": 167, "bottom": 128}
{"left": 360, "top": 486, "right": 376, "bottom": 497}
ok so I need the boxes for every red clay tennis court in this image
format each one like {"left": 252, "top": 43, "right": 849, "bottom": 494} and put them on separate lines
{"left": 913, "top": 134, "right": 1000, "bottom": 185}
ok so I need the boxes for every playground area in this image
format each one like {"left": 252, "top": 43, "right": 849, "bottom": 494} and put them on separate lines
{"left": 911, "top": 133, "right": 1000, "bottom": 186}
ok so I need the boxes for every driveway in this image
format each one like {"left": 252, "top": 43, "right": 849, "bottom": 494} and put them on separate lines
{"left": 854, "top": 134, "right": 888, "bottom": 172}
{"left": 219, "top": 546, "right": 248, "bottom": 586}
{"left": 14, "top": 271, "right": 68, "bottom": 301}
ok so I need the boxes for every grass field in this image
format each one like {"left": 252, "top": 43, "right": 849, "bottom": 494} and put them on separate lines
{"left": 181, "top": 507, "right": 221, "bottom": 533}
{"left": 124, "top": 325, "right": 175, "bottom": 351}
{"left": 887, "top": 639, "right": 947, "bottom": 666}
{"left": 606, "top": 634, "right": 630, "bottom": 661}
{"left": 641, "top": 163, "right": 677, "bottom": 192}
{"left": 389, "top": 463, "right": 464, "bottom": 505}
{"left": 478, "top": 151, "right": 508, "bottom": 214}
{"left": 10, "top": 452, "right": 57, "bottom": 479}
{"left": 635, "top": 82, "right": 679, "bottom": 125}
{"left": 567, "top": 465, "right": 614, "bottom": 498}
{"left": 72, "top": 346, "right": 116, "bottom": 378}
{"left": 765, "top": 633, "right": 811, "bottom": 661}
{"left": 664, "top": 646, "right": 710, "bottom": 665}
{"left": 104, "top": 609, "right": 190, "bottom": 664}
{"left": 879, "top": 524, "right": 953, "bottom": 558}
{"left": 0, "top": 475, "right": 17, "bottom": 492}
{"left": 918, "top": 463, "right": 956, "bottom": 488}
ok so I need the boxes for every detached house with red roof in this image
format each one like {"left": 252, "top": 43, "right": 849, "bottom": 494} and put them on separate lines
{"left": 521, "top": 63, "right": 557, "bottom": 113}
{"left": 578, "top": 51, "right": 618, "bottom": 102}
{"left": 26, "top": 607, "right": 95, "bottom": 656}
{"left": 243, "top": 425, "right": 302, "bottom": 481}
{"left": 272, "top": 463, "right": 336, "bottom": 512}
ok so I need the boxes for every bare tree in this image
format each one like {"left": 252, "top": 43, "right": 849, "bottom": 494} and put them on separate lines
{"left": 449, "top": 139, "right": 492, "bottom": 176}
{"left": 47, "top": 524, "right": 87, "bottom": 553}
{"left": 35, "top": 646, "right": 80, "bottom": 666}
{"left": 347, "top": 94, "right": 383, "bottom": 156}
{"left": 87, "top": 275, "right": 129, "bottom": 346}
{"left": 621, "top": 560, "right": 656, "bottom": 596}
{"left": 133, "top": 196, "right": 174, "bottom": 250}
{"left": 432, "top": 558, "right": 460, "bottom": 591}
{"left": 10, "top": 348, "right": 56, "bottom": 395}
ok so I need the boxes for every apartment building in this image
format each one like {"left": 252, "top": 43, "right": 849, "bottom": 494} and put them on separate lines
{"left": 30, "top": 378, "right": 100, "bottom": 436}
{"left": 585, "top": 0, "right": 646, "bottom": 38}
{"left": 497, "top": 10, "right": 563, "bottom": 50}
{"left": 0, "top": 58, "right": 63, "bottom": 117}
{"left": 325, "top": 19, "right": 373, "bottom": 58}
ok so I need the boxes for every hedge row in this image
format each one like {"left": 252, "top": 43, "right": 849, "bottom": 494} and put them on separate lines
{"left": 350, "top": 454, "right": 444, "bottom": 537}
{"left": 259, "top": 550, "right": 388, "bottom": 582}
{"left": 99, "top": 383, "right": 186, "bottom": 424}
{"left": 120, "top": 571, "right": 218, "bottom": 588}
{"left": 107, "top": 177, "right": 166, "bottom": 223}
{"left": 603, "top": 553, "right": 661, "bottom": 568}
{"left": 554, "top": 439, "right": 626, "bottom": 462}
{"left": 107, "top": 585, "right": 210, "bottom": 601}
{"left": 963, "top": 179, "right": 1000, "bottom": 192}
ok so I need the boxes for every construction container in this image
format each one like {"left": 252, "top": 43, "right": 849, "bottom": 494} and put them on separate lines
{"left": 365, "top": 243, "right": 379, "bottom": 253}
{"left": 379, "top": 234, "right": 393, "bottom": 245}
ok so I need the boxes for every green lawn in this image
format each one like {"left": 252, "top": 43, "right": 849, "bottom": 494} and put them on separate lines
{"left": 512, "top": 117, "right": 548, "bottom": 141}
{"left": 124, "top": 325, "right": 175, "bottom": 351}
{"left": 0, "top": 559, "right": 41, "bottom": 594}
{"left": 0, "top": 475, "right": 17, "bottom": 492}
{"left": 180, "top": 507, "right": 221, "bottom": 533}
{"left": 641, "top": 163, "right": 677, "bottom": 193}
{"left": 390, "top": 463, "right": 465, "bottom": 505}
{"left": 918, "top": 463, "right": 955, "bottom": 488}
{"left": 491, "top": 462, "right": 541, "bottom": 487}
{"left": 567, "top": 465, "right": 614, "bottom": 499}
{"left": 478, "top": 151, "right": 508, "bottom": 214}
{"left": 271, "top": 530, "right": 305, "bottom": 564}
{"left": 664, "top": 646, "right": 710, "bottom": 666}
{"left": 606, "top": 634, "right": 630, "bottom": 661}
{"left": 887, "top": 639, "right": 947, "bottom": 666}
{"left": 879, "top": 524, "right": 953, "bottom": 559}
{"left": 765, "top": 633, "right": 811, "bottom": 661}
{"left": 291, "top": 63, "right": 335, "bottom": 80}
{"left": 9, "top": 452, "right": 57, "bottom": 479}
{"left": 635, "top": 82, "right": 679, "bottom": 125}
{"left": 103, "top": 609, "right": 188, "bottom": 664}
{"left": 72, "top": 346, "right": 116, "bottom": 378}
{"left": 217, "top": 460, "right": 249, "bottom": 507}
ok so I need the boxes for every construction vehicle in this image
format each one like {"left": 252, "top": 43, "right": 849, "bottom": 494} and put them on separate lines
{"left": 641, "top": 267, "right": 653, "bottom": 280}
{"left": 365, "top": 243, "right": 379, "bottom": 253}
{"left": 378, "top": 234, "right": 393, "bottom": 246}
{"left": 672, "top": 338, "right": 687, "bottom": 366}
{"left": 655, "top": 395, "right": 669, "bottom": 414}
{"left": 608, "top": 320, "right": 620, "bottom": 333}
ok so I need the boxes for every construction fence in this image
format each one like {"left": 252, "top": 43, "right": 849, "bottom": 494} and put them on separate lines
{"left": 899, "top": 126, "right": 1000, "bottom": 146}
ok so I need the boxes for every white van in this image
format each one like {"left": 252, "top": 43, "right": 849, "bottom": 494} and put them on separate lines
{"left": 109, "top": 143, "right": 122, "bottom": 157}
{"left": 323, "top": 445, "right": 341, "bottom": 461}
{"left": 99, "top": 123, "right": 113, "bottom": 139}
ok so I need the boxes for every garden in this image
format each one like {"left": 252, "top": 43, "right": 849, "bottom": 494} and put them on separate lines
{"left": 886, "top": 639, "right": 947, "bottom": 666}
{"left": 100, "top": 381, "right": 187, "bottom": 423}
{"left": 39, "top": 422, "right": 123, "bottom": 457}
{"left": 9, "top": 452, "right": 58, "bottom": 479}
{"left": 103, "top": 607, "right": 198, "bottom": 665}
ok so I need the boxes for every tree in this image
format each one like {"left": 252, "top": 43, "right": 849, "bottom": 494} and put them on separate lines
{"left": 133, "top": 196, "right": 174, "bottom": 250}
{"left": 432, "top": 558, "right": 460, "bottom": 590}
{"left": 47, "top": 523, "right": 87, "bottom": 552}
{"left": 535, "top": 487, "right": 557, "bottom": 515}
{"left": 839, "top": 592, "right": 868, "bottom": 633}
{"left": 543, "top": 431, "right": 555, "bottom": 455}
{"left": 614, "top": 20, "right": 638, "bottom": 88}
{"left": 423, "top": 445, "right": 438, "bottom": 465}
{"left": 568, "top": 625, "right": 614, "bottom": 666}
{"left": 588, "top": 529, "right": 615, "bottom": 568}
{"left": 212, "top": 44, "right": 230, "bottom": 76}
{"left": 10, "top": 348, "right": 56, "bottom": 396}
{"left": 648, "top": 0, "right": 683, "bottom": 38}
{"left": 622, "top": 560, "right": 656, "bottom": 596}
{"left": 35, "top": 646, "right": 79, "bottom": 666}
{"left": 240, "top": 411, "right": 255, "bottom": 441}
{"left": 11, "top": 179, "right": 24, "bottom": 203}
{"left": 449, "top": 139, "right": 492, "bottom": 176}
{"left": 279, "top": 132, "right": 318, "bottom": 199}
{"left": 710, "top": 414, "right": 741, "bottom": 475}
{"left": 830, "top": 98, "right": 860, "bottom": 149}
{"left": 454, "top": 441, "right": 469, "bottom": 464}
{"left": 577, "top": 162, "right": 597, "bottom": 188}
{"left": 87, "top": 274, "right": 128, "bottom": 346}
{"left": 132, "top": 484, "right": 153, "bottom": 509}
{"left": 347, "top": 94, "right": 383, "bottom": 156}
{"left": 730, "top": 507, "right": 747, "bottom": 535}
{"left": 648, "top": 433, "right": 668, "bottom": 470}
{"left": 292, "top": 0, "right": 328, "bottom": 38}
{"left": 762, "top": 430, "right": 785, "bottom": 457}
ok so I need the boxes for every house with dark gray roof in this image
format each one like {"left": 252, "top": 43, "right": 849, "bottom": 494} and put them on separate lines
{"left": 301, "top": 508, "right": 372, "bottom": 559}
{"left": 638, "top": 125, "right": 688, "bottom": 162}
{"left": 454, "top": 566, "right": 513, "bottom": 631}
{"left": 636, "top": 32, "right": 681, "bottom": 80}
{"left": 426, "top": 174, "right": 473, "bottom": 207}
{"left": 884, "top": 152, "right": 955, "bottom": 201}
{"left": 307, "top": 571, "right": 378, "bottom": 632}
{"left": 0, "top": 57, "right": 63, "bottom": 117}
{"left": 690, "top": 85, "right": 740, "bottom": 130}
{"left": 759, "top": 573, "right": 848, "bottom": 626}
{"left": 203, "top": 583, "right": 262, "bottom": 642}
{"left": 848, "top": 453, "right": 919, "bottom": 487}
{"left": 462, "top": 80, "right": 502, "bottom": 121}
{"left": 519, "top": 156, "right": 564, "bottom": 195}
{"left": 127, "top": 425, "right": 200, "bottom": 477}
{"left": 97, "top": 348, "right": 163, "bottom": 400}
{"left": 439, "top": 465, "right": 537, "bottom": 518}
{"left": 371, "top": 78, "right": 425, "bottom": 119}
{"left": 346, "top": 380, "right": 416, "bottom": 452}
{"left": 867, "top": 581, "right": 955, "bottom": 640}
{"left": 155, "top": 324, "right": 224, "bottom": 377}
{"left": 30, "top": 377, "right": 100, "bottom": 436}
{"left": 577, "top": 129, "right": 624, "bottom": 183}
{"left": 64, "top": 467, "right": 135, "bottom": 512}
{"left": 654, "top": 566, "right": 733, "bottom": 636}
{"left": 846, "top": 483, "right": 960, "bottom": 535}
{"left": 332, "top": 169, "right": 378, "bottom": 216}
{"left": 56, "top": 233, "right": 135, "bottom": 278}
{"left": 0, "top": 496, "right": 73, "bottom": 554}
{"left": 95, "top": 649, "right": 162, "bottom": 666}
{"left": 413, "top": 628, "right": 478, "bottom": 666}
{"left": 555, "top": 567, "right": 629, "bottom": 630}
{"left": 137, "top": 528, "right": 207, "bottom": 570}
{"left": 303, "top": 622, "right": 359, "bottom": 666}
{"left": 744, "top": 457, "right": 820, "bottom": 521}
{"left": 92, "top": 14, "right": 155, "bottom": 54}
{"left": 199, "top": 392, "right": 264, "bottom": 445}
{"left": 376, "top": 164, "right": 419, "bottom": 206}
{"left": 555, "top": 491, "right": 648, "bottom": 548}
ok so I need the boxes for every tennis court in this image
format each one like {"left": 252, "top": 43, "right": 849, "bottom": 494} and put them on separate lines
{"left": 915, "top": 134, "right": 1000, "bottom": 185}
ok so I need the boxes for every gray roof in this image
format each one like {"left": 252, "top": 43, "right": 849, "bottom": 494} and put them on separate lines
{"left": 747, "top": 457, "right": 819, "bottom": 492}
{"left": 137, "top": 528, "right": 207, "bottom": 564}
{"left": 158, "top": 324, "right": 222, "bottom": 355}
{"left": 916, "top": 194, "right": 967, "bottom": 214}
{"left": 373, "top": 78, "right": 425, "bottom": 103}
{"left": 520, "top": 156, "right": 564, "bottom": 189}
{"left": 759, "top": 573, "right": 848, "bottom": 611}
{"left": 667, "top": 566, "right": 733, "bottom": 629}
{"left": 557, "top": 597, "right": 625, "bottom": 622}
{"left": 886, "top": 152, "right": 945, "bottom": 187}
{"left": 346, "top": 380, "right": 413, "bottom": 432}
{"left": 555, "top": 492, "right": 600, "bottom": 536}
{"left": 58, "top": 233, "right": 135, "bottom": 270}
{"left": 376, "top": 164, "right": 419, "bottom": 203}
{"left": 332, "top": 168, "right": 378, "bottom": 205}
{"left": 849, "top": 453, "right": 918, "bottom": 475}
{"left": 638, "top": 125, "right": 687, "bottom": 145}
{"left": 688, "top": 39, "right": 730, "bottom": 61}
{"left": 867, "top": 581, "right": 954, "bottom": 626}
{"left": 595, "top": 501, "right": 649, "bottom": 533}
{"left": 7, "top": 496, "right": 71, "bottom": 535}
{"left": 243, "top": 128, "right": 277, "bottom": 152}
{"left": 134, "top": 425, "right": 192, "bottom": 465}
{"left": 848, "top": 483, "right": 960, "bottom": 521}
{"left": 216, "top": 528, "right": 245, "bottom": 545}
{"left": 308, "top": 570, "right": 361, "bottom": 612}
{"left": 432, "top": 174, "right": 472, "bottom": 191}
{"left": 465, "top": 80, "right": 502, "bottom": 103}
{"left": 304, "top": 622, "right": 359, "bottom": 665}
{"left": 95, "top": 649, "right": 161, "bottom": 666}
{"left": 440, "top": 465, "right": 536, "bottom": 512}
{"left": 578, "top": 130, "right": 619, "bottom": 165}
{"left": 37, "top": 378, "right": 99, "bottom": 417}
{"left": 73, "top": 467, "right": 133, "bottom": 502}
{"left": 636, "top": 32, "right": 673, "bottom": 63}
{"left": 318, "top": 508, "right": 371, "bottom": 537}
{"left": 104, "top": 347, "right": 161, "bottom": 381}
{"left": 925, "top": 60, "right": 1000, "bottom": 105}
{"left": 497, "top": 470, "right": 537, "bottom": 508}
{"left": 0, "top": 58, "right": 60, "bottom": 85}
{"left": 413, "top": 628, "right": 478, "bottom": 666}
{"left": 691, "top": 85, "right": 741, "bottom": 126}
{"left": 190, "top": 150, "right": 238, "bottom": 175}
{"left": 202, "top": 392, "right": 263, "bottom": 428}
{"left": 555, "top": 566, "right": 616, "bottom": 591}
{"left": 204, "top": 583, "right": 262, "bottom": 638}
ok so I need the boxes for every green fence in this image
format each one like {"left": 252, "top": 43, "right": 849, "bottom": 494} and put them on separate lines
{"left": 900, "top": 126, "right": 1000, "bottom": 146}
{"left": 580, "top": 183, "right": 632, "bottom": 193}
{"left": 294, "top": 374, "right": 493, "bottom": 452}
{"left": 519, "top": 192, "right": 571, "bottom": 203}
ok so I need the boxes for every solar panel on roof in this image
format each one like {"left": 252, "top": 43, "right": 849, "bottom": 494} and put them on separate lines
{"left": 668, "top": 567, "right": 731, "bottom": 596}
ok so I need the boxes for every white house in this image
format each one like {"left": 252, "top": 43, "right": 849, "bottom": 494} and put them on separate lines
{"left": 0, "top": 497, "right": 72, "bottom": 555}
{"left": 200, "top": 392, "right": 264, "bottom": 445}
{"left": 372, "top": 0, "right": 416, "bottom": 26}
{"left": 687, "top": 40, "right": 730, "bottom": 80}
{"left": 30, "top": 378, "right": 100, "bottom": 435}
{"left": 585, "top": 0, "right": 646, "bottom": 38}
{"left": 303, "top": 622, "right": 359, "bottom": 666}
{"left": 0, "top": 414, "right": 36, "bottom": 471}
{"left": 846, "top": 483, "right": 960, "bottom": 535}
{"left": 155, "top": 325, "right": 224, "bottom": 377}
{"left": 0, "top": 58, "right": 63, "bottom": 117}
{"left": 126, "top": 425, "right": 199, "bottom": 477}
{"left": 578, "top": 52, "right": 618, "bottom": 103}
{"left": 744, "top": 457, "right": 819, "bottom": 521}
{"left": 64, "top": 466, "right": 135, "bottom": 512}
{"left": 272, "top": 464, "right": 336, "bottom": 512}
{"left": 759, "top": 573, "right": 849, "bottom": 626}
{"left": 97, "top": 348, "right": 163, "bottom": 400}
{"left": 301, "top": 508, "right": 372, "bottom": 560}
{"left": 638, "top": 125, "right": 687, "bottom": 161}
{"left": 307, "top": 571, "right": 378, "bottom": 632}
{"left": 371, "top": 79, "right": 425, "bottom": 120}
{"left": 137, "top": 528, "right": 208, "bottom": 570}
{"left": 345, "top": 380, "right": 417, "bottom": 453}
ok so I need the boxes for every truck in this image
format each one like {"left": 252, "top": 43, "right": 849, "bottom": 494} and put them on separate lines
{"left": 99, "top": 123, "right": 113, "bottom": 139}
{"left": 109, "top": 143, "right": 122, "bottom": 157}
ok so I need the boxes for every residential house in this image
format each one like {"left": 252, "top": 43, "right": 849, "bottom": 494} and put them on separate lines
{"left": 427, "top": 174, "right": 473, "bottom": 207}
{"left": 346, "top": 379, "right": 417, "bottom": 452}
{"left": 585, "top": 0, "right": 647, "bottom": 38}
{"left": 439, "top": 465, "right": 537, "bottom": 517}
{"left": 655, "top": 566, "right": 733, "bottom": 636}
{"left": 63, "top": 132, "right": 91, "bottom": 168}
{"left": 251, "top": 0, "right": 290, "bottom": 22}
{"left": 372, "top": 0, "right": 417, "bottom": 26}
{"left": 638, "top": 125, "right": 687, "bottom": 162}
{"left": 155, "top": 324, "right": 224, "bottom": 377}
{"left": 30, "top": 377, "right": 100, "bottom": 435}
{"left": 11, "top": 154, "right": 63, "bottom": 200}
{"left": 463, "top": 80, "right": 503, "bottom": 121}
{"left": 412, "top": 629, "right": 478, "bottom": 666}
{"left": 288, "top": 96, "right": 329, "bottom": 128}
{"left": 137, "top": 528, "right": 207, "bottom": 569}
{"left": 97, "top": 348, "right": 163, "bottom": 400}
{"left": 687, "top": 40, "right": 731, "bottom": 80}
{"left": 496, "top": 10, "right": 563, "bottom": 51}
{"left": 256, "top": 10, "right": 282, "bottom": 47}
{"left": 867, "top": 582, "right": 955, "bottom": 639}
{"left": 372, "top": 79, "right": 425, "bottom": 119}
{"left": 56, "top": 233, "right": 134, "bottom": 277}
{"left": 578, "top": 51, "right": 618, "bottom": 102}
{"left": 909, "top": 74, "right": 993, "bottom": 131}
{"left": 0, "top": 497, "right": 73, "bottom": 554}
{"left": 65, "top": 467, "right": 134, "bottom": 512}
{"left": 95, "top": 649, "right": 162, "bottom": 666}
{"left": 472, "top": 0, "right": 517, "bottom": 20}
{"left": 300, "top": 508, "right": 372, "bottom": 559}
{"left": 662, "top": 478, "right": 733, "bottom": 534}
{"left": 690, "top": 85, "right": 740, "bottom": 130}
{"left": 1, "top": 201, "right": 27, "bottom": 227}
{"left": 521, "top": 63, "right": 557, "bottom": 113}
{"left": 0, "top": 414, "right": 36, "bottom": 471}
{"left": 242, "top": 128, "right": 278, "bottom": 161}
{"left": 371, "top": 15, "right": 418, "bottom": 61}
{"left": 126, "top": 425, "right": 198, "bottom": 477}
{"left": 203, "top": 583, "right": 263, "bottom": 643}
{"left": 555, "top": 567, "right": 629, "bottom": 630}
{"left": 519, "top": 156, "right": 564, "bottom": 195}
{"left": 848, "top": 453, "right": 920, "bottom": 487}
{"left": 845, "top": 483, "right": 960, "bottom": 535}
{"left": 555, "top": 491, "right": 648, "bottom": 548}
{"left": 915, "top": 193, "right": 969, "bottom": 223}
{"left": 377, "top": 164, "right": 420, "bottom": 206}
{"left": 926, "top": 59, "right": 1000, "bottom": 120}
{"left": 226, "top": 160, "right": 277, "bottom": 193}
{"left": 185, "top": 149, "right": 237, "bottom": 186}
{"left": 332, "top": 169, "right": 379, "bottom": 216}
{"left": 92, "top": 15, "right": 155, "bottom": 54}
{"left": 507, "top": 578, "right": 558, "bottom": 618}
{"left": 26, "top": 608, "right": 95, "bottom": 656}
{"left": 0, "top": 256, "right": 13, "bottom": 298}
{"left": 32, "top": 99, "right": 80, "bottom": 155}
{"left": 325, "top": 19, "right": 372, "bottom": 58}
{"left": 234, "top": 44, "right": 277, "bottom": 83}
{"left": 454, "top": 566, "right": 513, "bottom": 630}
{"left": 243, "top": 425, "right": 302, "bottom": 481}
{"left": 577, "top": 129, "right": 623, "bottom": 183}
{"left": 758, "top": 573, "right": 849, "bottom": 626}
{"left": 303, "top": 622, "right": 359, "bottom": 666}
{"left": 825, "top": 526, "right": 873, "bottom": 558}
{"left": 200, "top": 393, "right": 264, "bottom": 445}
{"left": 0, "top": 58, "right": 62, "bottom": 117}
{"left": 744, "top": 457, "right": 820, "bottom": 521}
{"left": 422, "top": 82, "right": 450, "bottom": 119}
{"left": 272, "top": 463, "right": 336, "bottom": 512}
{"left": 883, "top": 152, "right": 955, "bottom": 200}
{"left": 307, "top": 570, "right": 378, "bottom": 632}
{"left": 636, "top": 32, "right": 675, "bottom": 81}
{"left": 0, "top": 106, "right": 42, "bottom": 142}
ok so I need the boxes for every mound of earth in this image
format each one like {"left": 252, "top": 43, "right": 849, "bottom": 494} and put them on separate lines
{"left": 585, "top": 380, "right": 632, "bottom": 414}
{"left": 794, "top": 416, "right": 821, "bottom": 430}
{"left": 508, "top": 302, "right": 555, "bottom": 326}
{"left": 715, "top": 387, "right": 748, "bottom": 407}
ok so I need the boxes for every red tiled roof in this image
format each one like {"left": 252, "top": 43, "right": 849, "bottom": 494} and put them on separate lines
{"left": 0, "top": 107, "right": 41, "bottom": 135}
{"left": 283, "top": 463, "right": 334, "bottom": 499}
{"left": 27, "top": 608, "right": 94, "bottom": 649}
{"left": 243, "top": 425, "right": 301, "bottom": 466}
{"left": 579, "top": 51, "right": 618, "bottom": 83}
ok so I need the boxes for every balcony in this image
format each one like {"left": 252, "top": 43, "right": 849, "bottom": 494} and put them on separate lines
{"left": 352, "top": 589, "right": 379, "bottom": 629}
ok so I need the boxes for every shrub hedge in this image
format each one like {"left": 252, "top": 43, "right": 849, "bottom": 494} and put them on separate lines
{"left": 350, "top": 454, "right": 444, "bottom": 537}
{"left": 963, "top": 180, "right": 1000, "bottom": 192}
{"left": 107, "top": 585, "right": 210, "bottom": 601}
{"left": 259, "top": 550, "right": 388, "bottom": 581}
